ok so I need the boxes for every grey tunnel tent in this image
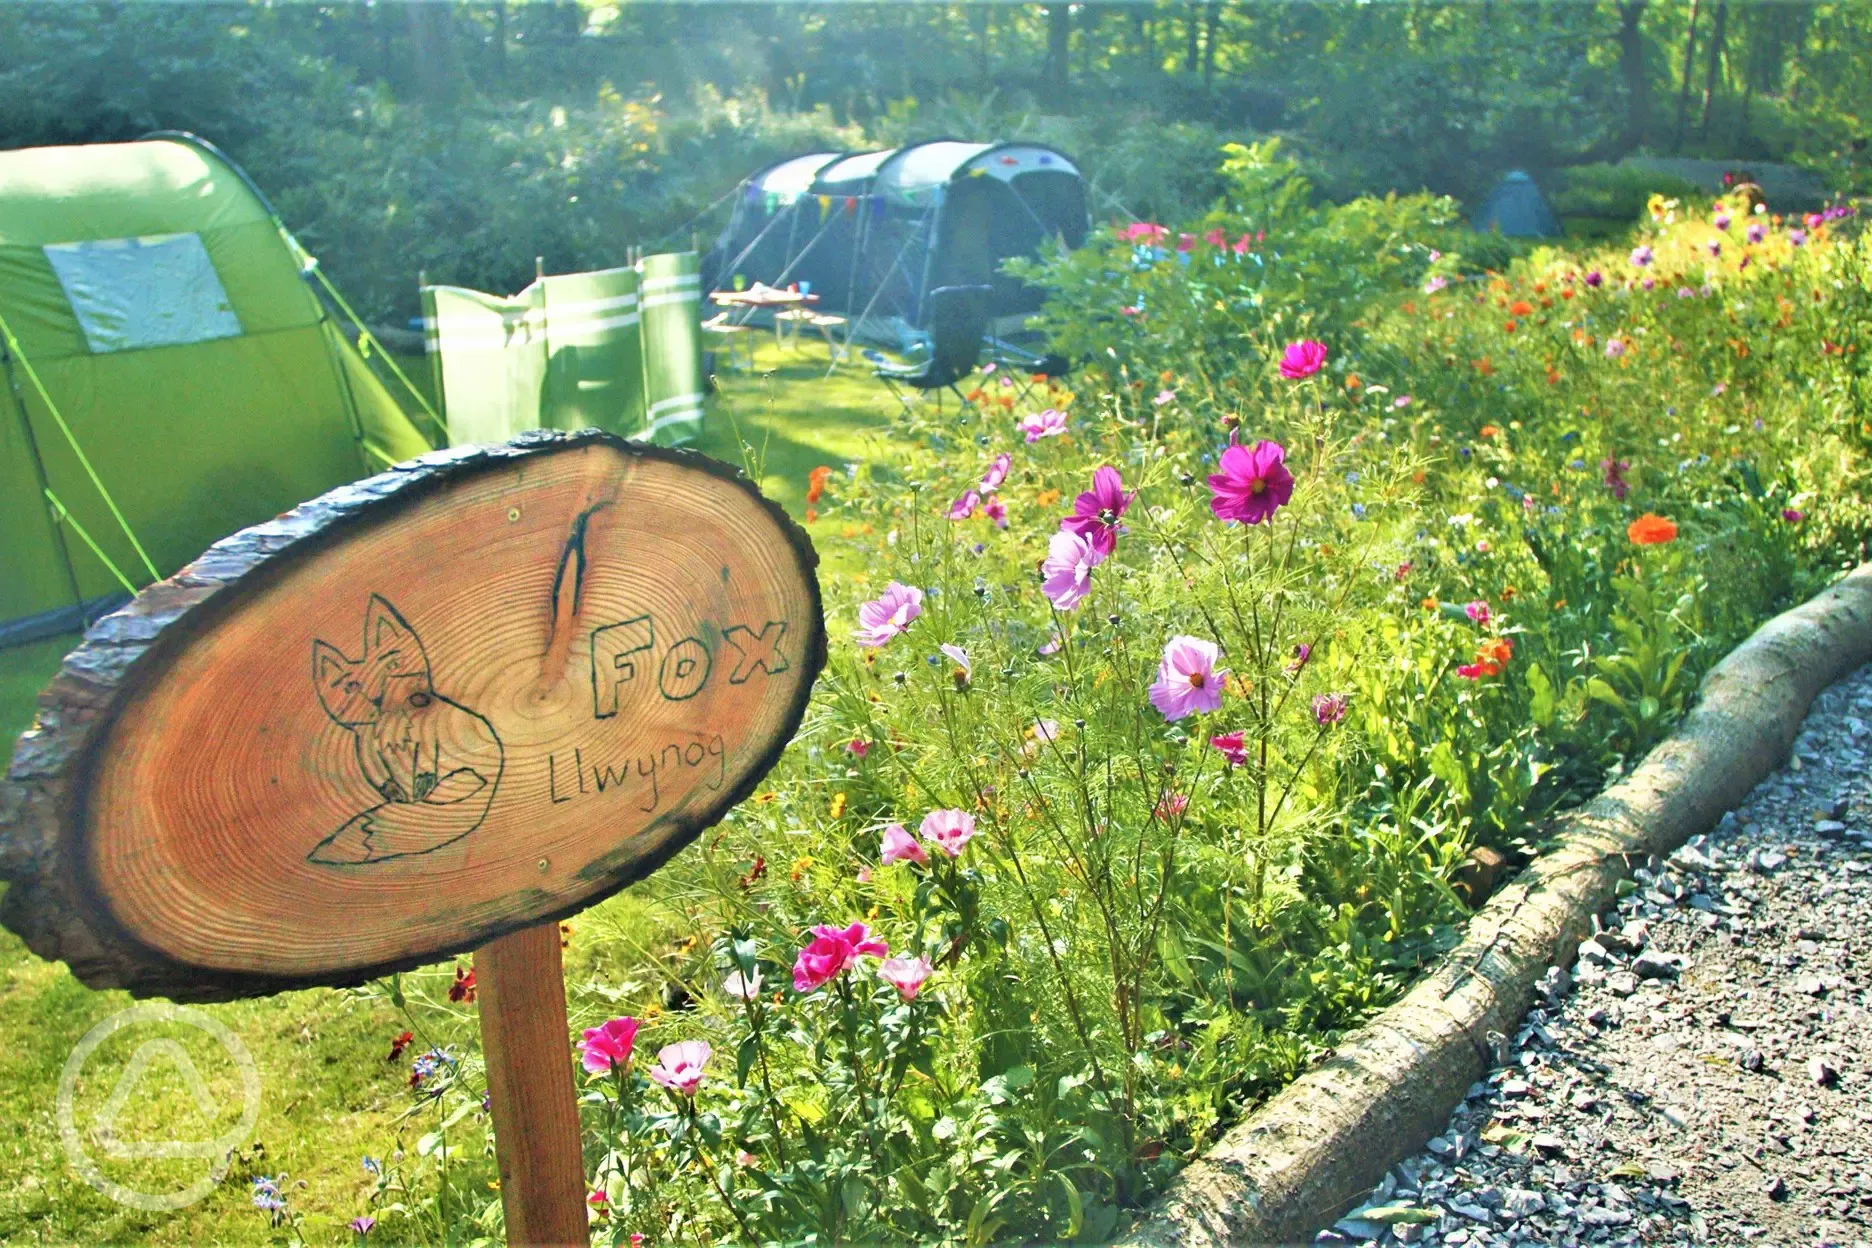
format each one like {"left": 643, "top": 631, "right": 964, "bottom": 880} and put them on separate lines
{"left": 702, "top": 139, "right": 1090, "bottom": 347}
{"left": 1473, "top": 170, "right": 1564, "bottom": 238}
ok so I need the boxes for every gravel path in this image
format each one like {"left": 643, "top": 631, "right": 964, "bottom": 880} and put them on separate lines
{"left": 1318, "top": 663, "right": 1872, "bottom": 1247}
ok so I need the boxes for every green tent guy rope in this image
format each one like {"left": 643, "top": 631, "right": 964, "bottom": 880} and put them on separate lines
{"left": 0, "top": 310, "right": 160, "bottom": 584}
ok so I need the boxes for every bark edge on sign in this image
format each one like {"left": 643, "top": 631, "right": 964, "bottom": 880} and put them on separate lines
{"left": 0, "top": 431, "right": 826, "bottom": 1002}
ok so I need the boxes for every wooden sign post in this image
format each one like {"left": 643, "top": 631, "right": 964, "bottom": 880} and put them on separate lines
{"left": 0, "top": 432, "right": 824, "bottom": 1244}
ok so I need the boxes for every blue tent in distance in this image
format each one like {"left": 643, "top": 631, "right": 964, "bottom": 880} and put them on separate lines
{"left": 1472, "top": 170, "right": 1563, "bottom": 237}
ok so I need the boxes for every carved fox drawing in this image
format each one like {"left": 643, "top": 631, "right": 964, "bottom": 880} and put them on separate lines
{"left": 307, "top": 595, "right": 504, "bottom": 865}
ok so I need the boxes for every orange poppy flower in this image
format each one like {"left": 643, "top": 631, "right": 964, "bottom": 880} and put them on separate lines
{"left": 1503, "top": 320, "right": 1518, "bottom": 333}
{"left": 1510, "top": 301, "right": 1534, "bottom": 317}
{"left": 1474, "top": 357, "right": 1495, "bottom": 376}
{"left": 1627, "top": 514, "right": 1678, "bottom": 545}
{"left": 1345, "top": 374, "right": 1362, "bottom": 389}
{"left": 1036, "top": 488, "right": 1061, "bottom": 507}
{"left": 1478, "top": 637, "right": 1514, "bottom": 666}
{"left": 1479, "top": 424, "right": 1501, "bottom": 438}
{"left": 806, "top": 464, "right": 832, "bottom": 503}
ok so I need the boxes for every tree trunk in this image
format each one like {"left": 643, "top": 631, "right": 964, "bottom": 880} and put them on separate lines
{"left": 1046, "top": 1, "right": 1071, "bottom": 96}
{"left": 403, "top": 1, "right": 461, "bottom": 104}
{"left": 1699, "top": 1, "right": 1728, "bottom": 141}
{"left": 1202, "top": 0, "right": 1222, "bottom": 85}
{"left": 1617, "top": 1, "right": 1650, "bottom": 150}
{"left": 491, "top": 1, "right": 507, "bottom": 83}
{"left": 1672, "top": 0, "right": 1701, "bottom": 151}
{"left": 1185, "top": 3, "right": 1200, "bottom": 73}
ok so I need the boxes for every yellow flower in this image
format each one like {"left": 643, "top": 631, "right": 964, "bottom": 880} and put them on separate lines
{"left": 829, "top": 792, "right": 848, "bottom": 819}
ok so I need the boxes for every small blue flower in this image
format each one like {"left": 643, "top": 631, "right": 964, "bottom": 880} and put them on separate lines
{"left": 361, "top": 1156, "right": 382, "bottom": 1177}
{"left": 1351, "top": 503, "right": 1367, "bottom": 519}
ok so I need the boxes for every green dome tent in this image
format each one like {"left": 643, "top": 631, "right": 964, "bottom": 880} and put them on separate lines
{"left": 1472, "top": 170, "right": 1564, "bottom": 238}
{"left": 0, "top": 135, "right": 439, "bottom": 647}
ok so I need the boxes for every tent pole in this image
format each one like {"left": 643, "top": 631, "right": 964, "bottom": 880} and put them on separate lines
{"left": 1, "top": 339, "right": 90, "bottom": 626}
{"left": 841, "top": 204, "right": 935, "bottom": 356}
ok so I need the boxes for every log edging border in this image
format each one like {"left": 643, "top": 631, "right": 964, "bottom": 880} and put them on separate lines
{"left": 1117, "top": 561, "right": 1872, "bottom": 1246}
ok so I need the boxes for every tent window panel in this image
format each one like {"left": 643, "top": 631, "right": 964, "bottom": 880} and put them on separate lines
{"left": 43, "top": 233, "right": 243, "bottom": 354}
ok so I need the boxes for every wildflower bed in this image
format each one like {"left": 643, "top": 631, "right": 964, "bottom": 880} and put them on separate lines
{"left": 7, "top": 153, "right": 1870, "bottom": 1246}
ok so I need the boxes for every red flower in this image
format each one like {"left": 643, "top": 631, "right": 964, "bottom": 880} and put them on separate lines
{"left": 386, "top": 1031, "right": 414, "bottom": 1063}
{"left": 448, "top": 966, "right": 477, "bottom": 1004}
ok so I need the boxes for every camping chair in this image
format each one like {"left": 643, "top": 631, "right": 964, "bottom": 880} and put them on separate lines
{"left": 873, "top": 285, "right": 991, "bottom": 415}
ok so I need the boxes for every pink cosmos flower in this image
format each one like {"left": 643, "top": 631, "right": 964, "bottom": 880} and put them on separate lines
{"left": 880, "top": 822, "right": 929, "bottom": 866}
{"left": 1018, "top": 409, "right": 1069, "bottom": 443}
{"left": 854, "top": 581, "right": 923, "bottom": 648}
{"left": 1393, "top": 395, "right": 1413, "bottom": 409}
{"left": 1705, "top": 239, "right": 1722, "bottom": 257}
{"left": 1312, "top": 692, "right": 1348, "bottom": 726}
{"left": 947, "top": 489, "right": 980, "bottom": 521}
{"left": 1176, "top": 233, "right": 1196, "bottom": 253}
{"left": 1119, "top": 222, "right": 1167, "bottom": 245}
{"left": 1120, "top": 305, "right": 1141, "bottom": 317}
{"left": 1790, "top": 229, "right": 1808, "bottom": 246}
{"left": 1041, "top": 529, "right": 1104, "bottom": 611}
{"left": 1630, "top": 245, "right": 1654, "bottom": 267}
{"left": 1714, "top": 211, "right": 1731, "bottom": 230}
{"left": 1584, "top": 269, "right": 1603, "bottom": 288}
{"left": 980, "top": 453, "right": 1012, "bottom": 492}
{"left": 580, "top": 1016, "right": 640, "bottom": 1074}
{"left": 1061, "top": 466, "right": 1133, "bottom": 555}
{"left": 920, "top": 809, "right": 977, "bottom": 858}
{"left": 846, "top": 738, "right": 871, "bottom": 758}
{"left": 1464, "top": 600, "right": 1491, "bottom": 626}
{"left": 1233, "top": 233, "right": 1252, "bottom": 256}
{"left": 1641, "top": 276, "right": 1656, "bottom": 291}
{"left": 1286, "top": 642, "right": 1312, "bottom": 674}
{"left": 1038, "top": 632, "right": 1064, "bottom": 656}
{"left": 649, "top": 1040, "right": 711, "bottom": 1097}
{"left": 1152, "top": 792, "right": 1190, "bottom": 822}
{"left": 722, "top": 969, "right": 763, "bottom": 1001}
{"left": 1279, "top": 339, "right": 1328, "bottom": 379}
{"left": 1210, "top": 731, "right": 1249, "bottom": 767}
{"left": 792, "top": 922, "right": 889, "bottom": 992}
{"left": 1209, "top": 439, "right": 1295, "bottom": 525}
{"left": 1604, "top": 337, "right": 1627, "bottom": 360}
{"left": 1747, "top": 223, "right": 1765, "bottom": 244}
{"left": 1203, "top": 227, "right": 1227, "bottom": 247}
{"left": 1148, "top": 636, "right": 1226, "bottom": 722}
{"left": 877, "top": 955, "right": 934, "bottom": 1001}
{"left": 1153, "top": 389, "right": 1176, "bottom": 406}
{"left": 1423, "top": 275, "right": 1448, "bottom": 294}
{"left": 1782, "top": 508, "right": 1804, "bottom": 523}
{"left": 983, "top": 495, "right": 1008, "bottom": 529}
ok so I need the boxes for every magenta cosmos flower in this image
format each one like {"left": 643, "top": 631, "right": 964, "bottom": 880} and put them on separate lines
{"left": 1061, "top": 465, "right": 1133, "bottom": 555}
{"left": 793, "top": 922, "right": 889, "bottom": 992}
{"left": 1208, "top": 439, "right": 1295, "bottom": 525}
{"left": 983, "top": 495, "right": 1008, "bottom": 529}
{"left": 1041, "top": 529, "right": 1104, "bottom": 611}
{"left": 880, "top": 822, "right": 928, "bottom": 866}
{"left": 580, "top": 1016, "right": 640, "bottom": 1074}
{"left": 980, "top": 452, "right": 1012, "bottom": 492}
{"left": 649, "top": 1040, "right": 711, "bottom": 1097}
{"left": 854, "top": 581, "right": 923, "bottom": 648}
{"left": 1630, "top": 245, "right": 1654, "bottom": 267}
{"left": 946, "top": 489, "right": 980, "bottom": 521}
{"left": 1017, "top": 408, "right": 1069, "bottom": 442}
{"left": 1584, "top": 269, "right": 1603, "bottom": 288}
{"left": 1148, "top": 636, "right": 1226, "bottom": 722}
{"left": 1279, "top": 339, "right": 1327, "bottom": 379}
{"left": 1747, "top": 223, "right": 1766, "bottom": 244}
{"left": 1312, "top": 692, "right": 1348, "bottom": 726}
{"left": 920, "top": 809, "right": 977, "bottom": 858}
{"left": 1464, "top": 600, "right": 1491, "bottom": 626}
{"left": 877, "top": 955, "right": 934, "bottom": 1001}
{"left": 1210, "top": 730, "right": 1249, "bottom": 767}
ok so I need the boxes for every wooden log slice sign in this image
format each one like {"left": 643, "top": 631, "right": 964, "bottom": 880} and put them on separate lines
{"left": 0, "top": 432, "right": 823, "bottom": 1244}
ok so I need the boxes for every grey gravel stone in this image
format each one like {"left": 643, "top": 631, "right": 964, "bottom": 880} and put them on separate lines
{"left": 1322, "top": 659, "right": 1872, "bottom": 1246}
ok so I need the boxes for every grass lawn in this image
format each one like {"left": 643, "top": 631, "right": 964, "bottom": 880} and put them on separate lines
{"left": 0, "top": 331, "right": 898, "bottom": 1244}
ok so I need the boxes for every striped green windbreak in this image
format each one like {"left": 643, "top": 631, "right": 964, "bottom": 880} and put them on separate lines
{"left": 423, "top": 253, "right": 700, "bottom": 447}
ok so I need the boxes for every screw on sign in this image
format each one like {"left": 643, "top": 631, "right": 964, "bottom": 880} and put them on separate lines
{"left": 0, "top": 432, "right": 826, "bottom": 1245}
